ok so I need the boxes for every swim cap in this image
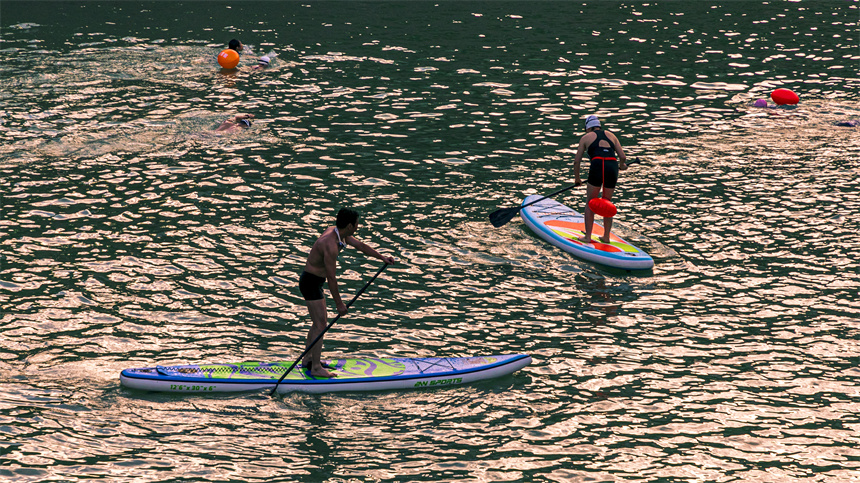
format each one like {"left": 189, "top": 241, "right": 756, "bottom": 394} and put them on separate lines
{"left": 258, "top": 56, "right": 270, "bottom": 66}
{"left": 240, "top": 118, "right": 252, "bottom": 128}
{"left": 585, "top": 115, "right": 600, "bottom": 129}
{"left": 753, "top": 99, "right": 768, "bottom": 108}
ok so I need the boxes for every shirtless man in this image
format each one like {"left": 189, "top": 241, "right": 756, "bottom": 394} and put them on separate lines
{"left": 299, "top": 208, "right": 396, "bottom": 378}
{"left": 573, "top": 115, "right": 628, "bottom": 244}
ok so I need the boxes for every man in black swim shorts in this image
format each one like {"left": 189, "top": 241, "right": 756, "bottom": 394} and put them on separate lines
{"left": 299, "top": 208, "right": 396, "bottom": 378}
{"left": 573, "top": 115, "right": 628, "bottom": 244}
{"left": 298, "top": 270, "right": 326, "bottom": 301}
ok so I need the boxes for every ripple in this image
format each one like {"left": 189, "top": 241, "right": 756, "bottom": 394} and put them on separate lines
{"left": 1, "top": 1, "right": 859, "bottom": 481}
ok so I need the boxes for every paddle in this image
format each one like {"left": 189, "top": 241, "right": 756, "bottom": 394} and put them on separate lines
{"left": 270, "top": 262, "right": 389, "bottom": 396}
{"left": 488, "top": 158, "right": 641, "bottom": 228}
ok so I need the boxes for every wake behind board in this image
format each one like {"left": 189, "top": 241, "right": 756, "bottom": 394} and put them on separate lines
{"left": 520, "top": 195, "right": 654, "bottom": 270}
{"left": 120, "top": 353, "right": 531, "bottom": 395}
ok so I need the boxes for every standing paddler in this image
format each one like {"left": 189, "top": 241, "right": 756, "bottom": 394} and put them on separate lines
{"left": 573, "top": 115, "right": 629, "bottom": 244}
{"left": 299, "top": 208, "right": 396, "bottom": 378}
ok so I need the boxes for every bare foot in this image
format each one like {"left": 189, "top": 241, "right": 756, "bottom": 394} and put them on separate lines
{"left": 578, "top": 235, "right": 593, "bottom": 243}
{"left": 599, "top": 236, "right": 612, "bottom": 244}
{"left": 310, "top": 367, "right": 337, "bottom": 378}
{"left": 302, "top": 359, "right": 333, "bottom": 368}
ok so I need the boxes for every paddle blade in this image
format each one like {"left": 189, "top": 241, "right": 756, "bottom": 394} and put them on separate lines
{"left": 489, "top": 206, "right": 521, "bottom": 227}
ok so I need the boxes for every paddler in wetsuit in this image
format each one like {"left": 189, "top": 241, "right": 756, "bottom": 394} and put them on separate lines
{"left": 573, "top": 115, "right": 628, "bottom": 244}
{"left": 298, "top": 208, "right": 396, "bottom": 378}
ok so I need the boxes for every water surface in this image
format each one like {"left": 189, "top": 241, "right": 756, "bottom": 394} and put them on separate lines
{"left": 2, "top": 1, "right": 859, "bottom": 481}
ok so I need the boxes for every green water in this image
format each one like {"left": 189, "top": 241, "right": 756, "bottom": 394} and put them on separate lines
{"left": 2, "top": 1, "right": 859, "bottom": 481}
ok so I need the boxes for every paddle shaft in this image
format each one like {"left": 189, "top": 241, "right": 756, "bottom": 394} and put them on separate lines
{"left": 270, "top": 263, "right": 389, "bottom": 395}
{"left": 489, "top": 158, "right": 640, "bottom": 227}
{"left": 525, "top": 158, "right": 640, "bottom": 210}
{"left": 521, "top": 183, "right": 580, "bottom": 211}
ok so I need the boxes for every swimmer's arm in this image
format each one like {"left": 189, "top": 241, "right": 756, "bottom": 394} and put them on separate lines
{"left": 346, "top": 237, "right": 396, "bottom": 264}
{"left": 215, "top": 113, "right": 252, "bottom": 131}
{"left": 232, "top": 113, "right": 254, "bottom": 123}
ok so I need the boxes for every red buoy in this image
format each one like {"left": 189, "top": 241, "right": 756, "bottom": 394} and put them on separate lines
{"left": 588, "top": 198, "right": 617, "bottom": 218}
{"left": 771, "top": 88, "right": 799, "bottom": 105}
{"left": 217, "top": 49, "right": 240, "bottom": 69}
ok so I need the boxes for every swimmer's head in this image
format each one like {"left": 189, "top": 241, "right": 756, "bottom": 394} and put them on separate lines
{"left": 239, "top": 118, "right": 252, "bottom": 128}
{"left": 753, "top": 99, "right": 768, "bottom": 108}
{"left": 258, "top": 56, "right": 270, "bottom": 66}
{"left": 585, "top": 115, "right": 600, "bottom": 130}
{"left": 228, "top": 39, "right": 243, "bottom": 52}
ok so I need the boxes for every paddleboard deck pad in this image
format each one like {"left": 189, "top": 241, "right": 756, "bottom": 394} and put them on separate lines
{"left": 520, "top": 195, "right": 654, "bottom": 270}
{"left": 120, "top": 353, "right": 531, "bottom": 394}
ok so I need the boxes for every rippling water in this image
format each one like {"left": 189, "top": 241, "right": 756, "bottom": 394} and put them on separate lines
{"left": 2, "top": 1, "right": 860, "bottom": 481}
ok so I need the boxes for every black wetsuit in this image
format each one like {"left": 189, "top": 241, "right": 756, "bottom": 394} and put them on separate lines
{"left": 586, "top": 130, "right": 619, "bottom": 189}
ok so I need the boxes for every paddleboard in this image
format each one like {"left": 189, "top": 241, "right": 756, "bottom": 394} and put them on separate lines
{"left": 520, "top": 195, "right": 654, "bottom": 270}
{"left": 120, "top": 353, "right": 531, "bottom": 394}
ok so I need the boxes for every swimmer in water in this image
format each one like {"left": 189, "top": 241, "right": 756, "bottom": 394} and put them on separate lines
{"left": 228, "top": 38, "right": 243, "bottom": 54}
{"left": 216, "top": 113, "right": 254, "bottom": 132}
{"left": 752, "top": 99, "right": 778, "bottom": 108}
{"left": 252, "top": 55, "right": 270, "bottom": 71}
{"left": 835, "top": 120, "right": 860, "bottom": 127}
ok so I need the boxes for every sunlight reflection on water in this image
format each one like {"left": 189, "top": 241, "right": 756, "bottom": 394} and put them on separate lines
{"left": 2, "top": 1, "right": 860, "bottom": 481}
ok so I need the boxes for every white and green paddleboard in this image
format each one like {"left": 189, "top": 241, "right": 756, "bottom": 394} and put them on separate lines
{"left": 120, "top": 354, "right": 531, "bottom": 395}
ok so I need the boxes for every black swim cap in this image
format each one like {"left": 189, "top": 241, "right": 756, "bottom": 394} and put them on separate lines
{"left": 240, "top": 118, "right": 251, "bottom": 128}
{"left": 228, "top": 39, "right": 241, "bottom": 51}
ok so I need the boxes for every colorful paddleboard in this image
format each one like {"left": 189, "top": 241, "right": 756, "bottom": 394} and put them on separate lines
{"left": 520, "top": 195, "right": 654, "bottom": 270}
{"left": 120, "top": 353, "right": 531, "bottom": 394}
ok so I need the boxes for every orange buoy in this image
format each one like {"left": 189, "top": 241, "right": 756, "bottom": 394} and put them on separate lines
{"left": 588, "top": 198, "right": 617, "bottom": 218}
{"left": 771, "top": 88, "right": 799, "bottom": 105}
{"left": 217, "top": 49, "right": 240, "bottom": 69}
